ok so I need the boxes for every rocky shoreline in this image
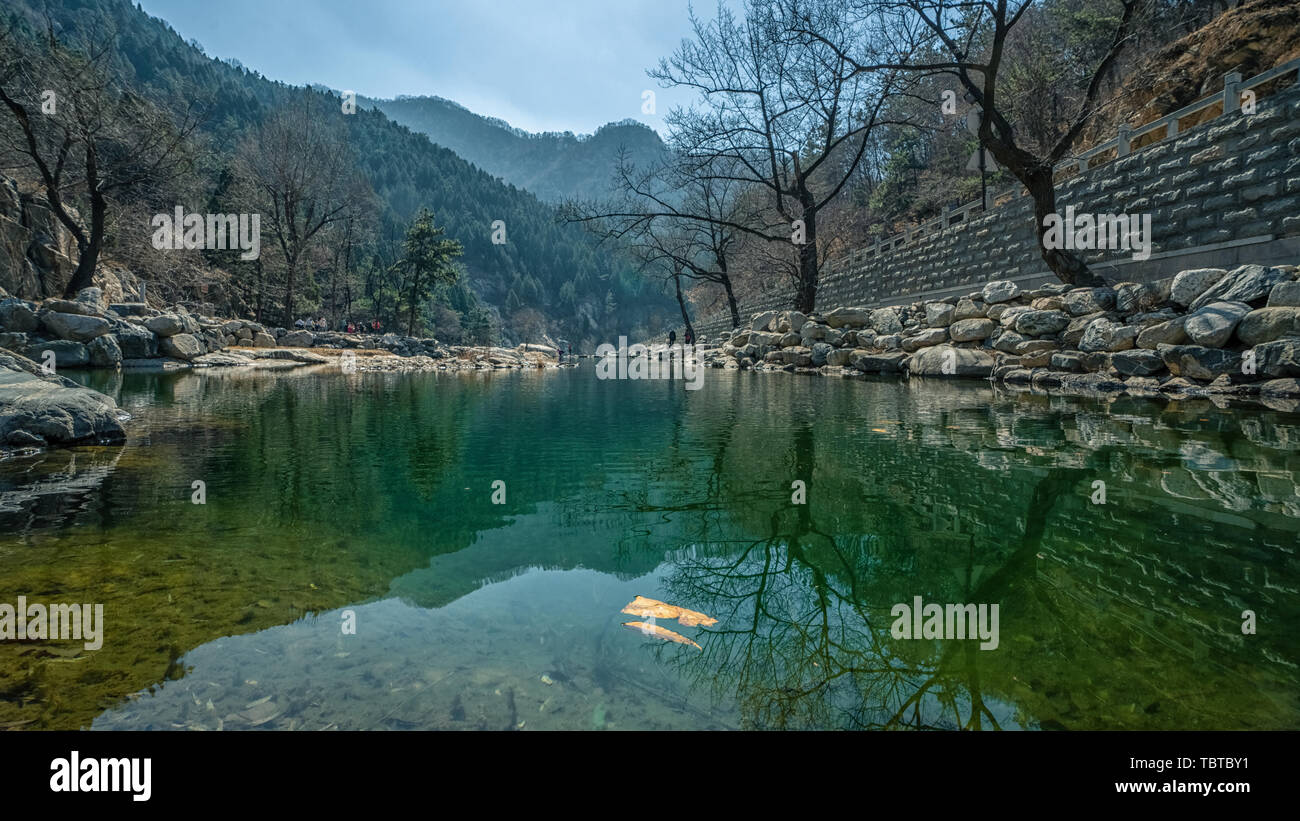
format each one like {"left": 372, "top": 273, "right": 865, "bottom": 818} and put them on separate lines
{"left": 702, "top": 263, "right": 1300, "bottom": 410}
{"left": 0, "top": 285, "right": 569, "bottom": 451}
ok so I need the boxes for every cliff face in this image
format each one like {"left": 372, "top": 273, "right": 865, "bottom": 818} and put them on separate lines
{"left": 0, "top": 176, "right": 79, "bottom": 300}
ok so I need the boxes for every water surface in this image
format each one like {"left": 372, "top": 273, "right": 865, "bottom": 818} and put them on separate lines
{"left": 1, "top": 364, "right": 1297, "bottom": 730}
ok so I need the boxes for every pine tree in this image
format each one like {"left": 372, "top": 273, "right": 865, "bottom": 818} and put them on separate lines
{"left": 391, "top": 208, "right": 463, "bottom": 337}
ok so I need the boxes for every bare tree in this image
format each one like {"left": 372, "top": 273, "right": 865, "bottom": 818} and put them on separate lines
{"left": 647, "top": 0, "right": 914, "bottom": 314}
{"left": 0, "top": 23, "right": 200, "bottom": 297}
{"left": 565, "top": 152, "right": 754, "bottom": 331}
{"left": 789, "top": 0, "right": 1146, "bottom": 286}
{"left": 237, "top": 91, "right": 372, "bottom": 325}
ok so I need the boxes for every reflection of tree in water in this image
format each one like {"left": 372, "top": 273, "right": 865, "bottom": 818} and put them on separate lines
{"left": 652, "top": 420, "right": 1079, "bottom": 730}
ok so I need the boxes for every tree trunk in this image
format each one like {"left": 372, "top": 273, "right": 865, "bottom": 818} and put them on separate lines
{"left": 284, "top": 257, "right": 297, "bottom": 328}
{"left": 1024, "top": 167, "right": 1106, "bottom": 287}
{"left": 672, "top": 268, "right": 694, "bottom": 341}
{"left": 407, "top": 276, "right": 418, "bottom": 337}
{"left": 794, "top": 199, "right": 818, "bottom": 315}
{"left": 719, "top": 262, "right": 740, "bottom": 329}
{"left": 62, "top": 159, "right": 106, "bottom": 297}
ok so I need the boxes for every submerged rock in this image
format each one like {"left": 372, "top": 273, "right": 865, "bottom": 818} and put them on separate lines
{"left": 0, "top": 351, "right": 126, "bottom": 448}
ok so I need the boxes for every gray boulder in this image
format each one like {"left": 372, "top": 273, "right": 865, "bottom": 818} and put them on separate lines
{"left": 1237, "top": 307, "right": 1300, "bottom": 346}
{"left": 281, "top": 329, "right": 316, "bottom": 347}
{"left": 115, "top": 323, "right": 157, "bottom": 359}
{"left": 0, "top": 298, "right": 39, "bottom": 332}
{"left": 982, "top": 280, "right": 1020, "bottom": 304}
{"left": 750, "top": 311, "right": 778, "bottom": 331}
{"left": 1170, "top": 268, "right": 1226, "bottom": 307}
{"left": 1184, "top": 301, "right": 1251, "bottom": 348}
{"left": 25, "top": 339, "right": 89, "bottom": 367}
{"left": 810, "top": 342, "right": 833, "bottom": 366}
{"left": 1064, "top": 287, "right": 1116, "bottom": 316}
{"left": 1190, "top": 264, "right": 1288, "bottom": 311}
{"left": 1013, "top": 309, "right": 1069, "bottom": 336}
{"left": 1110, "top": 349, "right": 1166, "bottom": 377}
{"left": 869, "top": 307, "right": 903, "bottom": 335}
{"left": 87, "top": 335, "right": 122, "bottom": 368}
{"left": 1136, "top": 317, "right": 1187, "bottom": 349}
{"left": 145, "top": 315, "right": 186, "bottom": 337}
{"left": 1267, "top": 281, "right": 1300, "bottom": 308}
{"left": 907, "top": 345, "right": 996, "bottom": 377}
{"left": 1079, "top": 318, "right": 1138, "bottom": 352}
{"left": 1252, "top": 338, "right": 1300, "bottom": 378}
{"left": 42, "top": 311, "right": 111, "bottom": 342}
{"left": 949, "top": 318, "right": 997, "bottom": 342}
{"left": 1158, "top": 344, "right": 1241, "bottom": 380}
{"left": 822, "top": 307, "right": 869, "bottom": 329}
{"left": 159, "top": 333, "right": 203, "bottom": 360}
{"left": 0, "top": 351, "right": 126, "bottom": 447}
{"left": 924, "top": 302, "right": 955, "bottom": 327}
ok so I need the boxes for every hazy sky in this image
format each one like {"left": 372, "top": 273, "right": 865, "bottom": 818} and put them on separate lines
{"left": 136, "top": 0, "right": 711, "bottom": 136}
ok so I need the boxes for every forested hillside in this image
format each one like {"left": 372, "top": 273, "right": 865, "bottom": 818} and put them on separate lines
{"left": 0, "top": 0, "right": 674, "bottom": 348}
{"left": 367, "top": 95, "right": 668, "bottom": 203}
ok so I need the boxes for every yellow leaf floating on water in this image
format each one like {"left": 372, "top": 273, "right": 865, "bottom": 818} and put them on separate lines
{"left": 620, "top": 595, "right": 717, "bottom": 627}
{"left": 622, "top": 621, "right": 702, "bottom": 650}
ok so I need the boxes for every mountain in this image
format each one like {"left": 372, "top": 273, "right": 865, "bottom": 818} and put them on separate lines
{"left": 365, "top": 95, "right": 669, "bottom": 203}
{"left": 0, "top": 0, "right": 673, "bottom": 347}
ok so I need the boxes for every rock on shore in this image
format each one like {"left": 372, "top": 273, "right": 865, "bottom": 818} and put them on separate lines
{"left": 0, "top": 350, "right": 126, "bottom": 449}
{"left": 701, "top": 263, "right": 1300, "bottom": 406}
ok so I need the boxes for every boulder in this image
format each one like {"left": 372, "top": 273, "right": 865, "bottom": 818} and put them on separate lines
{"left": 1158, "top": 344, "right": 1241, "bottom": 380}
{"left": 778, "top": 331, "right": 802, "bottom": 347}
{"left": 982, "top": 280, "right": 1020, "bottom": 304}
{"left": 1114, "top": 280, "right": 1171, "bottom": 314}
{"left": 1184, "top": 301, "right": 1251, "bottom": 348}
{"left": 1190, "top": 264, "right": 1289, "bottom": 311}
{"left": 874, "top": 334, "right": 902, "bottom": 350}
{"left": 1136, "top": 317, "right": 1187, "bottom": 349}
{"left": 0, "top": 298, "right": 39, "bottom": 332}
{"left": 158, "top": 333, "right": 203, "bottom": 360}
{"left": 25, "top": 339, "right": 88, "bottom": 367}
{"left": 779, "top": 310, "right": 809, "bottom": 333}
{"left": 281, "top": 329, "right": 316, "bottom": 348}
{"left": 1259, "top": 378, "right": 1300, "bottom": 399}
{"left": 992, "top": 330, "right": 1027, "bottom": 354}
{"left": 1062, "top": 311, "right": 1106, "bottom": 347}
{"left": 1252, "top": 338, "right": 1300, "bottom": 378}
{"left": 949, "top": 318, "right": 997, "bottom": 342}
{"left": 1050, "top": 351, "right": 1084, "bottom": 372}
{"left": 1170, "top": 268, "right": 1226, "bottom": 307}
{"left": 1267, "top": 281, "right": 1300, "bottom": 308}
{"left": 851, "top": 351, "right": 907, "bottom": 373}
{"left": 750, "top": 311, "right": 778, "bottom": 331}
{"left": 1110, "top": 349, "right": 1165, "bottom": 377}
{"left": 41, "top": 298, "right": 99, "bottom": 317}
{"left": 1079, "top": 318, "right": 1138, "bottom": 352}
{"left": 953, "top": 297, "right": 983, "bottom": 320}
{"left": 0, "top": 351, "right": 126, "bottom": 447}
{"left": 1013, "top": 309, "right": 1069, "bottom": 336}
{"left": 825, "top": 348, "right": 855, "bottom": 367}
{"left": 924, "top": 302, "right": 955, "bottom": 327}
{"left": 902, "top": 328, "right": 948, "bottom": 351}
{"left": 907, "top": 345, "right": 996, "bottom": 377}
{"left": 145, "top": 314, "right": 186, "bottom": 337}
{"left": 1237, "top": 307, "right": 1300, "bottom": 346}
{"left": 1064, "top": 287, "right": 1116, "bottom": 316}
{"left": 868, "top": 307, "right": 903, "bottom": 335}
{"left": 821, "top": 307, "right": 868, "bottom": 329}
{"left": 87, "top": 334, "right": 122, "bottom": 368}
{"left": 252, "top": 331, "right": 276, "bottom": 348}
{"left": 115, "top": 323, "right": 157, "bottom": 359}
{"left": 42, "top": 311, "right": 111, "bottom": 342}
{"left": 810, "top": 342, "right": 833, "bottom": 366}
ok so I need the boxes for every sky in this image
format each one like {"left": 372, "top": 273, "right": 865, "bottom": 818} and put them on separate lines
{"left": 136, "top": 0, "right": 712, "bottom": 136}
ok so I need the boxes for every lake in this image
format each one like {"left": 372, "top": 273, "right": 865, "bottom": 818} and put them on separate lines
{"left": 1, "top": 363, "right": 1297, "bottom": 730}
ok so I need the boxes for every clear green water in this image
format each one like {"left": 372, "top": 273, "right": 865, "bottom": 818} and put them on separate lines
{"left": 1, "top": 364, "right": 1297, "bottom": 730}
